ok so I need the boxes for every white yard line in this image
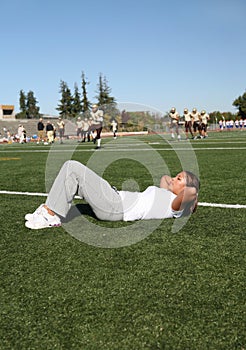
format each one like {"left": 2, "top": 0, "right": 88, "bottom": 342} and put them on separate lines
{"left": 0, "top": 190, "right": 245, "bottom": 209}
{"left": 198, "top": 202, "right": 246, "bottom": 209}
{"left": 1, "top": 146, "right": 246, "bottom": 153}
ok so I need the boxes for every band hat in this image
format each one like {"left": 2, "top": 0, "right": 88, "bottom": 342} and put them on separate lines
{"left": 92, "top": 104, "right": 98, "bottom": 108}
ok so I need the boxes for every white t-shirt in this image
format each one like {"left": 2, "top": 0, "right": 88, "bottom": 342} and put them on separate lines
{"left": 119, "top": 186, "right": 183, "bottom": 221}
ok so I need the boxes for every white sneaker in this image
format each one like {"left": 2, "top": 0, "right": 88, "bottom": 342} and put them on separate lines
{"left": 25, "top": 206, "right": 61, "bottom": 229}
{"left": 25, "top": 204, "right": 44, "bottom": 221}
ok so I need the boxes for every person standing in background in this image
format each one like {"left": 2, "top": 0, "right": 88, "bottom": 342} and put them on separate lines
{"left": 37, "top": 118, "right": 45, "bottom": 144}
{"left": 169, "top": 107, "right": 181, "bottom": 141}
{"left": 200, "top": 110, "right": 210, "bottom": 138}
{"left": 76, "top": 117, "right": 84, "bottom": 142}
{"left": 190, "top": 108, "right": 201, "bottom": 139}
{"left": 82, "top": 118, "right": 90, "bottom": 142}
{"left": 111, "top": 119, "right": 118, "bottom": 139}
{"left": 46, "top": 121, "right": 54, "bottom": 144}
{"left": 18, "top": 124, "right": 26, "bottom": 143}
{"left": 90, "top": 104, "right": 104, "bottom": 149}
{"left": 57, "top": 117, "right": 65, "bottom": 144}
{"left": 183, "top": 108, "right": 194, "bottom": 140}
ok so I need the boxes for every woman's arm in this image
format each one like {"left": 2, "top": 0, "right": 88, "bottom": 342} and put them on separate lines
{"left": 171, "top": 186, "right": 197, "bottom": 212}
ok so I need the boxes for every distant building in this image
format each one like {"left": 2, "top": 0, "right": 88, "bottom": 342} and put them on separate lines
{"left": 0, "top": 105, "right": 15, "bottom": 119}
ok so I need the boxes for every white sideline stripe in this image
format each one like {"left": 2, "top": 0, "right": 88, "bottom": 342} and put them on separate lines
{"left": 0, "top": 190, "right": 81, "bottom": 200}
{"left": 1, "top": 190, "right": 246, "bottom": 209}
{"left": 1, "top": 146, "right": 246, "bottom": 153}
{"left": 0, "top": 190, "right": 48, "bottom": 197}
{"left": 198, "top": 202, "right": 246, "bottom": 209}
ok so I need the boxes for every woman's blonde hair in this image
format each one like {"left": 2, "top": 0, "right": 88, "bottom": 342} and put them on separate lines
{"left": 183, "top": 171, "right": 200, "bottom": 216}
{"left": 184, "top": 171, "right": 200, "bottom": 192}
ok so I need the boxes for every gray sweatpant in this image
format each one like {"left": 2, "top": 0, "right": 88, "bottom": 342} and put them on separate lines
{"left": 46, "top": 160, "right": 124, "bottom": 221}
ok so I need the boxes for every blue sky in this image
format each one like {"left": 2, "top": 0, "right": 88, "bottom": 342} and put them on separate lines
{"left": 1, "top": 0, "right": 246, "bottom": 115}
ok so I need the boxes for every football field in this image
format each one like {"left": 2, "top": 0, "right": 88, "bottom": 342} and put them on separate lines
{"left": 0, "top": 131, "right": 245, "bottom": 349}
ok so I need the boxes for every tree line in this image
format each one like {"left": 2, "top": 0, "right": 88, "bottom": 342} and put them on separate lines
{"left": 208, "top": 90, "right": 246, "bottom": 123}
{"left": 16, "top": 72, "right": 117, "bottom": 119}
{"left": 16, "top": 76, "right": 246, "bottom": 123}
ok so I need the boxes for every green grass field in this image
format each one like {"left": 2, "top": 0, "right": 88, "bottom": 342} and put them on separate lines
{"left": 0, "top": 131, "right": 245, "bottom": 350}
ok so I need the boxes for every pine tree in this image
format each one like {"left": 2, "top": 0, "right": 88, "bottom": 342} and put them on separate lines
{"left": 73, "top": 83, "right": 82, "bottom": 117}
{"left": 233, "top": 90, "right": 246, "bottom": 118}
{"left": 95, "top": 73, "right": 119, "bottom": 127}
{"left": 18, "top": 90, "right": 27, "bottom": 118}
{"left": 26, "top": 91, "right": 40, "bottom": 118}
{"left": 81, "top": 71, "right": 90, "bottom": 113}
{"left": 95, "top": 73, "right": 116, "bottom": 107}
{"left": 65, "top": 85, "right": 73, "bottom": 118}
{"left": 102, "top": 75, "right": 116, "bottom": 105}
{"left": 56, "top": 80, "right": 67, "bottom": 117}
{"left": 19, "top": 90, "right": 26, "bottom": 112}
{"left": 56, "top": 80, "right": 74, "bottom": 118}
{"left": 96, "top": 73, "right": 105, "bottom": 106}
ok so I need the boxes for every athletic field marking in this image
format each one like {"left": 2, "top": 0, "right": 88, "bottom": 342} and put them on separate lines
{"left": 198, "top": 202, "right": 246, "bottom": 209}
{"left": 0, "top": 190, "right": 48, "bottom": 197}
{"left": 1, "top": 140, "right": 246, "bottom": 148}
{"left": 1, "top": 190, "right": 246, "bottom": 209}
{"left": 1, "top": 146, "right": 246, "bottom": 153}
{"left": 0, "top": 157, "right": 21, "bottom": 161}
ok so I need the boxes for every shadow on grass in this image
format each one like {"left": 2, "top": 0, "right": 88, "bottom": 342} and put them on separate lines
{"left": 61, "top": 203, "right": 97, "bottom": 223}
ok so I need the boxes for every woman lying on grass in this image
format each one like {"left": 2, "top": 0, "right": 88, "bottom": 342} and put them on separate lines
{"left": 25, "top": 160, "right": 200, "bottom": 229}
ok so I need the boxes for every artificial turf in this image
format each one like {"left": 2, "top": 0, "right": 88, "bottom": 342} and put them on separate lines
{"left": 0, "top": 132, "right": 245, "bottom": 349}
